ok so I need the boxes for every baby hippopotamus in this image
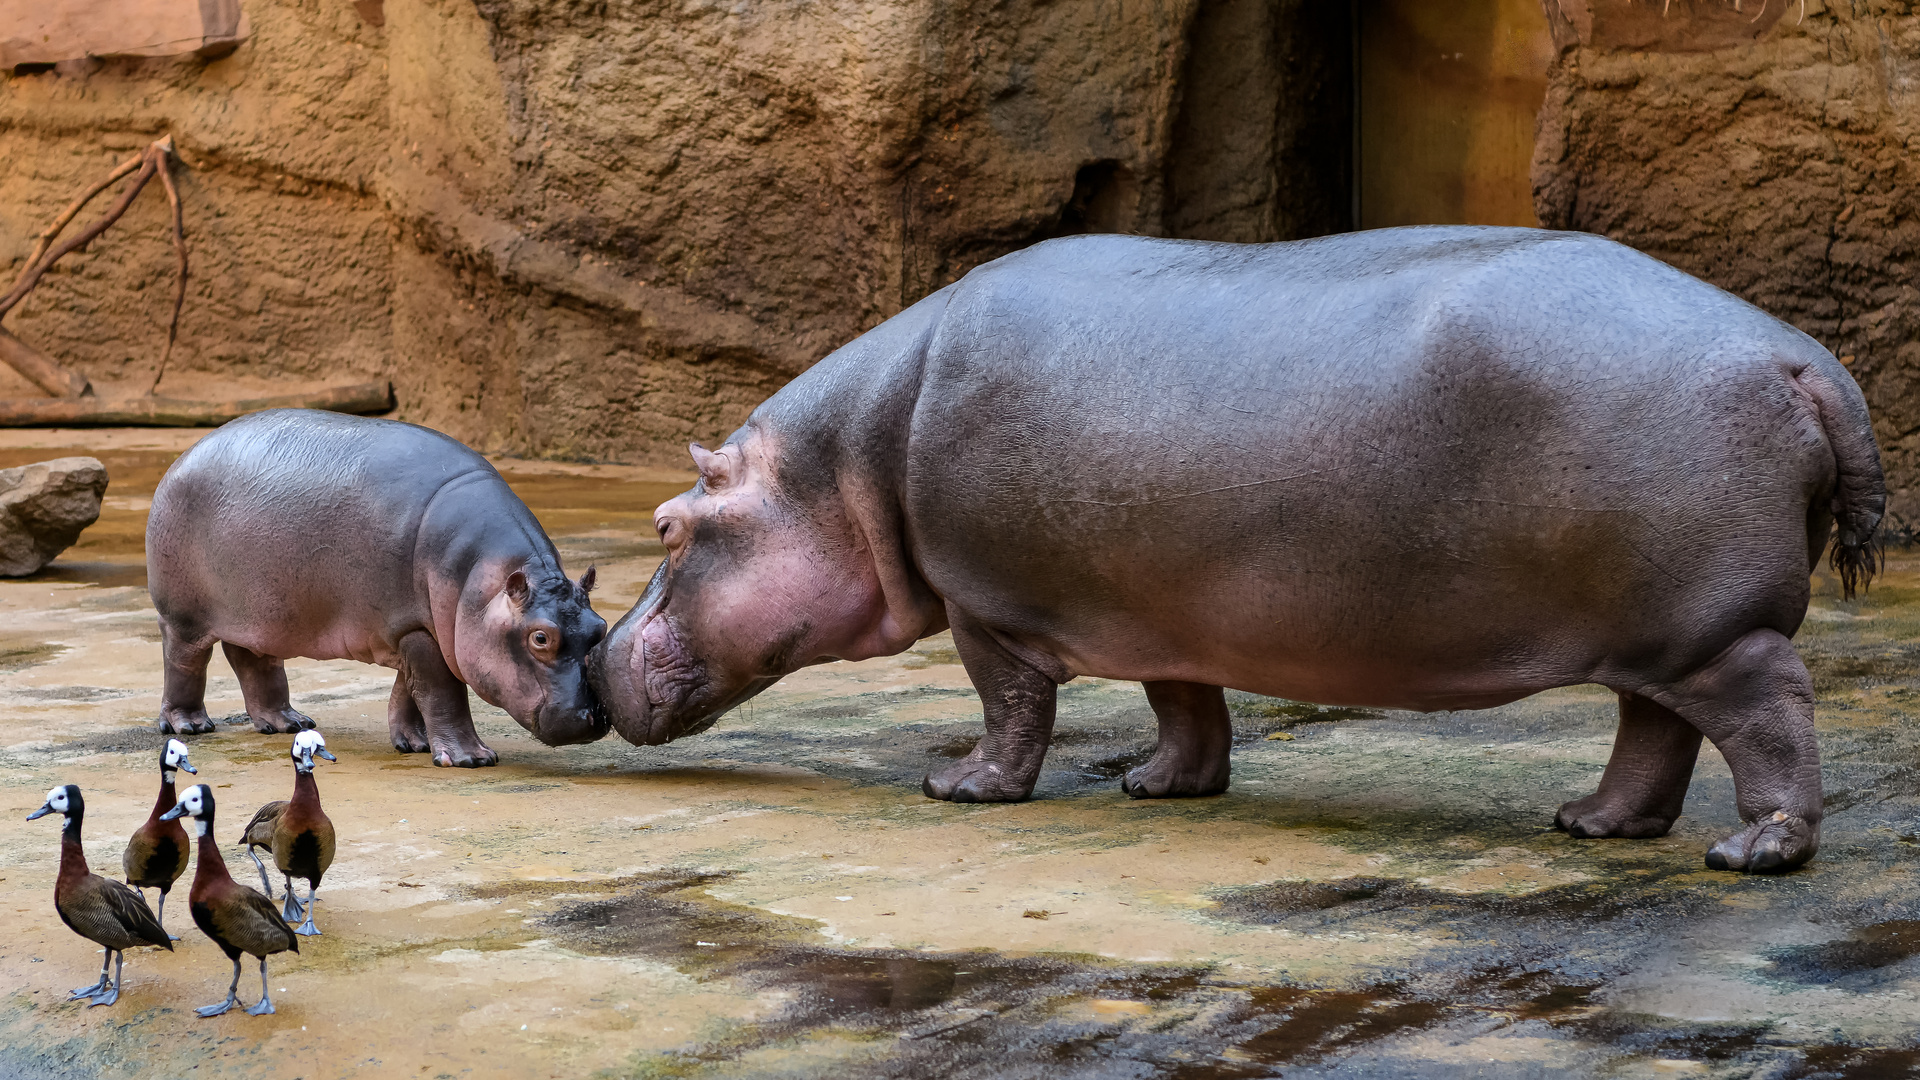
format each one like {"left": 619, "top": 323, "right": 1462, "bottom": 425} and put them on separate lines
{"left": 146, "top": 409, "right": 605, "bottom": 766}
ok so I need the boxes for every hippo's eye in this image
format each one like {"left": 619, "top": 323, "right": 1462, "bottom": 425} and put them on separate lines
{"left": 530, "top": 630, "right": 552, "bottom": 650}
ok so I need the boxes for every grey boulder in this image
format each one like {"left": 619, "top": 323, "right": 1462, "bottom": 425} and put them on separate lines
{"left": 0, "top": 457, "right": 107, "bottom": 576}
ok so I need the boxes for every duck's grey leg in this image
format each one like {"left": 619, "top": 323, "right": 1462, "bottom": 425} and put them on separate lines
{"left": 88, "top": 951, "right": 123, "bottom": 1007}
{"left": 71, "top": 950, "right": 111, "bottom": 999}
{"left": 196, "top": 957, "right": 242, "bottom": 1017}
{"left": 244, "top": 956, "right": 276, "bottom": 1016}
{"left": 294, "top": 883, "right": 320, "bottom": 936}
{"left": 156, "top": 888, "right": 181, "bottom": 942}
{"left": 280, "top": 875, "right": 304, "bottom": 923}
{"left": 245, "top": 846, "right": 273, "bottom": 898}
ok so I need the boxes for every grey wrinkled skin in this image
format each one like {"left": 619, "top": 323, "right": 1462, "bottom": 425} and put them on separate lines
{"left": 148, "top": 410, "right": 606, "bottom": 767}
{"left": 589, "top": 227, "right": 1885, "bottom": 873}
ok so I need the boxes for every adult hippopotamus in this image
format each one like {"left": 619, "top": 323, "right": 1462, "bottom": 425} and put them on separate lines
{"left": 588, "top": 226, "right": 1884, "bottom": 873}
{"left": 147, "top": 410, "right": 606, "bottom": 766}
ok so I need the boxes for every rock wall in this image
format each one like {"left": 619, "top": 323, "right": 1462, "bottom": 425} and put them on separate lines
{"left": 2, "top": 0, "right": 1350, "bottom": 465}
{"left": 1533, "top": 0, "right": 1920, "bottom": 520}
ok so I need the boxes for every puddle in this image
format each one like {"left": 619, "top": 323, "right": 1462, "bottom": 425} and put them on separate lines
{"left": 1764, "top": 921, "right": 1920, "bottom": 984}
{"left": 0, "top": 636, "right": 66, "bottom": 670}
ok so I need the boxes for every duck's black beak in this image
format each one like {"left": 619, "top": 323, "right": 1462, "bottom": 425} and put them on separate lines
{"left": 178, "top": 761, "right": 198, "bottom": 774}
{"left": 25, "top": 803, "right": 51, "bottom": 821}
{"left": 318, "top": 748, "right": 337, "bottom": 762}
{"left": 159, "top": 802, "right": 187, "bottom": 821}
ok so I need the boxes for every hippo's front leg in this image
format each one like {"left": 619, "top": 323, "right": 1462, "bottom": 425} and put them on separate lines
{"left": 156, "top": 621, "right": 216, "bottom": 735}
{"left": 397, "top": 630, "right": 498, "bottom": 768}
{"left": 222, "top": 643, "right": 317, "bottom": 733}
{"left": 923, "top": 609, "right": 1058, "bottom": 803}
{"left": 1121, "top": 681, "right": 1232, "bottom": 798}
{"left": 387, "top": 671, "right": 430, "bottom": 753}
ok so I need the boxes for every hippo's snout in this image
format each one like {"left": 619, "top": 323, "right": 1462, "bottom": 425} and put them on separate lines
{"left": 588, "top": 614, "right": 667, "bottom": 745}
{"left": 532, "top": 700, "right": 609, "bottom": 746}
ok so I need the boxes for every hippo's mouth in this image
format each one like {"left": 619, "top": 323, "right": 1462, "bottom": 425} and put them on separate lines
{"left": 586, "top": 560, "right": 783, "bottom": 746}
{"left": 638, "top": 614, "right": 707, "bottom": 723}
{"left": 588, "top": 562, "right": 718, "bottom": 745}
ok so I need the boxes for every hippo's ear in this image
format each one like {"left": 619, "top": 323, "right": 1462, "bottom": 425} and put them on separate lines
{"left": 578, "top": 566, "right": 597, "bottom": 595}
{"left": 505, "top": 570, "right": 531, "bottom": 611}
{"left": 689, "top": 443, "right": 734, "bottom": 490}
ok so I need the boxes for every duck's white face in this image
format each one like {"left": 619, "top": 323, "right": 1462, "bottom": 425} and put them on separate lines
{"left": 163, "top": 738, "right": 194, "bottom": 773}
{"left": 43, "top": 785, "right": 69, "bottom": 814}
{"left": 164, "top": 784, "right": 211, "bottom": 836}
{"left": 291, "top": 730, "right": 335, "bottom": 771}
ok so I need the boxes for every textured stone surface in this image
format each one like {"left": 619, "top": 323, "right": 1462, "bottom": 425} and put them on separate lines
{"left": 1532, "top": 0, "right": 1920, "bottom": 520}
{"left": 0, "top": 456, "right": 106, "bottom": 576}
{"left": 0, "top": 0, "right": 1349, "bottom": 466}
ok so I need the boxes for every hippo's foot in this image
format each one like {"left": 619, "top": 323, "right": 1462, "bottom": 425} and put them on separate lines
{"left": 431, "top": 740, "right": 499, "bottom": 768}
{"left": 392, "top": 729, "right": 431, "bottom": 754}
{"left": 157, "top": 706, "right": 215, "bottom": 735}
{"left": 1554, "top": 792, "right": 1678, "bottom": 839}
{"left": 923, "top": 756, "right": 1035, "bottom": 803}
{"left": 1704, "top": 811, "right": 1818, "bottom": 874}
{"left": 1120, "top": 754, "right": 1229, "bottom": 799}
{"left": 248, "top": 707, "right": 316, "bottom": 734}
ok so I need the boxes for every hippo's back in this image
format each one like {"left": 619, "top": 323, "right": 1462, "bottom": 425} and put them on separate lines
{"left": 147, "top": 411, "right": 504, "bottom": 643}
{"left": 899, "top": 227, "right": 1856, "bottom": 704}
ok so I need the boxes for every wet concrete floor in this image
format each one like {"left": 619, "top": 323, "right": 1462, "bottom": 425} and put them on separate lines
{"left": 0, "top": 428, "right": 1918, "bottom": 1078}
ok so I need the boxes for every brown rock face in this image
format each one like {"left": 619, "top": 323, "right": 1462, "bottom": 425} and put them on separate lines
{"left": 1532, "top": 0, "right": 1920, "bottom": 518}
{"left": 0, "top": 457, "right": 108, "bottom": 576}
{"left": 0, "top": 0, "right": 1349, "bottom": 465}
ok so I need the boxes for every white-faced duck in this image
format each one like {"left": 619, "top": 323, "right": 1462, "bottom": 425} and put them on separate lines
{"left": 237, "top": 730, "right": 336, "bottom": 935}
{"left": 162, "top": 783, "right": 298, "bottom": 1016}
{"left": 122, "top": 737, "right": 196, "bottom": 940}
{"left": 28, "top": 784, "right": 173, "bottom": 1007}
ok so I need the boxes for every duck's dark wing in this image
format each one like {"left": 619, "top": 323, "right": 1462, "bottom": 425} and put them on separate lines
{"left": 208, "top": 882, "right": 298, "bottom": 957}
{"left": 62, "top": 874, "right": 173, "bottom": 951}
{"left": 239, "top": 801, "right": 287, "bottom": 847}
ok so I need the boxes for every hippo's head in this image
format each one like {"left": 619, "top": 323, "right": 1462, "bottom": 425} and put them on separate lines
{"left": 587, "top": 434, "right": 915, "bottom": 745}
{"left": 456, "top": 565, "right": 609, "bottom": 745}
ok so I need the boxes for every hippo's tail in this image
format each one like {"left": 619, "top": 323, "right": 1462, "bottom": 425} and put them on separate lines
{"left": 1799, "top": 355, "right": 1886, "bottom": 600}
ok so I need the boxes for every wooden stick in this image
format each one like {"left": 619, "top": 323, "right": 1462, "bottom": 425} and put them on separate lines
{"left": 150, "top": 144, "right": 188, "bottom": 395}
{"left": 0, "top": 152, "right": 160, "bottom": 320}
{"left": 6, "top": 150, "right": 145, "bottom": 301}
{"left": 0, "top": 381, "right": 393, "bottom": 427}
{"left": 0, "top": 328, "right": 92, "bottom": 398}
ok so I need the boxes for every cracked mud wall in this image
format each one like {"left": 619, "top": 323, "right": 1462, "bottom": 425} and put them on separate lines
{"left": 2, "top": 0, "right": 1350, "bottom": 463}
{"left": 1533, "top": 0, "right": 1920, "bottom": 517}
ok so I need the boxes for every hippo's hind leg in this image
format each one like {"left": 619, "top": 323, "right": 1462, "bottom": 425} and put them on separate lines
{"left": 397, "top": 630, "right": 498, "bottom": 767}
{"left": 1122, "top": 682, "right": 1232, "bottom": 799}
{"left": 1556, "top": 692, "right": 1703, "bottom": 839}
{"left": 222, "top": 643, "right": 316, "bottom": 733}
{"left": 1653, "top": 628, "right": 1821, "bottom": 873}
{"left": 157, "top": 620, "right": 217, "bottom": 734}
{"left": 387, "top": 670, "right": 431, "bottom": 753}
{"left": 923, "top": 608, "right": 1057, "bottom": 803}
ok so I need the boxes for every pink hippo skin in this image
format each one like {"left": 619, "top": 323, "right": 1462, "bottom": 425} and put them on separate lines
{"left": 146, "top": 410, "right": 606, "bottom": 767}
{"left": 587, "top": 227, "right": 1885, "bottom": 873}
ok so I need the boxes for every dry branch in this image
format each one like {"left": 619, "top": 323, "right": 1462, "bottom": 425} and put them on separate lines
{"left": 0, "top": 328, "right": 92, "bottom": 398}
{"left": 0, "top": 136, "right": 191, "bottom": 401}
{"left": 0, "top": 381, "right": 394, "bottom": 428}
{"left": 150, "top": 149, "right": 189, "bottom": 394}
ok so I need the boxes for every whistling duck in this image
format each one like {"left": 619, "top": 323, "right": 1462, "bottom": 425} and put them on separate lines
{"left": 162, "top": 783, "right": 297, "bottom": 1016}
{"left": 28, "top": 784, "right": 172, "bottom": 1007}
{"left": 123, "top": 738, "right": 196, "bottom": 939}
{"left": 237, "top": 729, "right": 335, "bottom": 935}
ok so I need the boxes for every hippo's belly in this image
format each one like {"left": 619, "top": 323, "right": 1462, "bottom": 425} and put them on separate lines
{"left": 902, "top": 228, "right": 1832, "bottom": 698}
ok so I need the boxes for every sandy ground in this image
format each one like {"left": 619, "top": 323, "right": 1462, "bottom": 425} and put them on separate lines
{"left": 0, "top": 428, "right": 1917, "bottom": 1078}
